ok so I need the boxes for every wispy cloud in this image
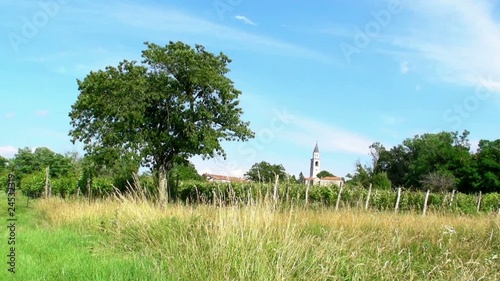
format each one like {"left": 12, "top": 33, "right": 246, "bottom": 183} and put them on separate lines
{"left": 5, "top": 112, "right": 15, "bottom": 119}
{"left": 281, "top": 116, "right": 374, "bottom": 155}
{"left": 105, "top": 3, "right": 336, "bottom": 64}
{"left": 400, "top": 61, "right": 409, "bottom": 74}
{"left": 34, "top": 110, "right": 49, "bottom": 117}
{"left": 234, "top": 15, "right": 257, "bottom": 26}
{"left": 391, "top": 0, "right": 500, "bottom": 92}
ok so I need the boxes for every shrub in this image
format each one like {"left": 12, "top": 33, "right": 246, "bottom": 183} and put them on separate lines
{"left": 52, "top": 176, "right": 79, "bottom": 198}
{"left": 21, "top": 171, "right": 46, "bottom": 197}
{"left": 0, "top": 173, "right": 9, "bottom": 192}
{"left": 481, "top": 193, "right": 500, "bottom": 212}
{"left": 92, "top": 177, "right": 114, "bottom": 196}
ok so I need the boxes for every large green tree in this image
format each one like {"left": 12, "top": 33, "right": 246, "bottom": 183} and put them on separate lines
{"left": 168, "top": 160, "right": 203, "bottom": 181}
{"left": 244, "top": 161, "right": 287, "bottom": 183}
{"left": 316, "top": 170, "right": 334, "bottom": 178}
{"left": 475, "top": 139, "right": 500, "bottom": 193}
{"left": 0, "top": 155, "right": 8, "bottom": 173}
{"left": 69, "top": 41, "right": 254, "bottom": 203}
{"left": 375, "top": 130, "right": 476, "bottom": 192}
{"left": 11, "top": 147, "right": 72, "bottom": 179}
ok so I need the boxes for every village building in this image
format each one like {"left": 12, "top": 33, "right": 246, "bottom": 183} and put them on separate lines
{"left": 202, "top": 173, "right": 249, "bottom": 183}
{"left": 304, "top": 143, "right": 344, "bottom": 187}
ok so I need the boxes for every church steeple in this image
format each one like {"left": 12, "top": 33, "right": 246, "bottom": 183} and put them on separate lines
{"left": 310, "top": 142, "right": 320, "bottom": 178}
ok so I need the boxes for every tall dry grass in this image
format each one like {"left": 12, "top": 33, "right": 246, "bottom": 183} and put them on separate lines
{"left": 35, "top": 188, "right": 500, "bottom": 280}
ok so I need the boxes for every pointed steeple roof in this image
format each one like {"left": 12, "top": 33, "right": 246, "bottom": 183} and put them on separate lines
{"left": 313, "top": 142, "right": 319, "bottom": 153}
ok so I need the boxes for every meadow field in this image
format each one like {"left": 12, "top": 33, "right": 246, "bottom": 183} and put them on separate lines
{"left": 1, "top": 191, "right": 499, "bottom": 280}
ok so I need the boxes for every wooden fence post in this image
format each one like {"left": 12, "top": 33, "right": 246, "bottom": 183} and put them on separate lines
{"left": 286, "top": 175, "right": 290, "bottom": 204}
{"left": 365, "top": 183, "right": 372, "bottom": 210}
{"left": 423, "top": 189, "right": 430, "bottom": 216}
{"left": 305, "top": 181, "right": 310, "bottom": 207}
{"left": 335, "top": 182, "right": 344, "bottom": 211}
{"left": 87, "top": 177, "right": 91, "bottom": 204}
{"left": 395, "top": 187, "right": 402, "bottom": 213}
{"left": 44, "top": 166, "right": 50, "bottom": 199}
{"left": 449, "top": 189, "right": 456, "bottom": 207}
{"left": 476, "top": 191, "right": 482, "bottom": 212}
{"left": 273, "top": 174, "right": 279, "bottom": 208}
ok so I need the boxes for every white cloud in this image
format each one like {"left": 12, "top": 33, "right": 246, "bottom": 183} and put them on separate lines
{"left": 400, "top": 61, "right": 409, "bottom": 74}
{"left": 281, "top": 116, "right": 374, "bottom": 155}
{"left": 469, "top": 139, "right": 480, "bottom": 153}
{"left": 0, "top": 146, "right": 17, "bottom": 158}
{"left": 5, "top": 112, "right": 14, "bottom": 119}
{"left": 392, "top": 0, "right": 500, "bottom": 92}
{"left": 234, "top": 15, "right": 257, "bottom": 26}
{"left": 34, "top": 110, "right": 49, "bottom": 117}
{"left": 190, "top": 156, "right": 247, "bottom": 178}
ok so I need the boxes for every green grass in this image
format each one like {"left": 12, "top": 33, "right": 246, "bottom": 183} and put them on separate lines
{"left": 0, "top": 192, "right": 159, "bottom": 280}
{"left": 1, "top": 191, "right": 500, "bottom": 280}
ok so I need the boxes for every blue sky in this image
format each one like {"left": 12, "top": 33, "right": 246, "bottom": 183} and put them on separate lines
{"left": 1, "top": 0, "right": 500, "bottom": 178}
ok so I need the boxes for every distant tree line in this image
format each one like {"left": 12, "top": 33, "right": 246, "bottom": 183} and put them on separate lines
{"left": 0, "top": 147, "right": 202, "bottom": 198}
{"left": 346, "top": 130, "right": 500, "bottom": 193}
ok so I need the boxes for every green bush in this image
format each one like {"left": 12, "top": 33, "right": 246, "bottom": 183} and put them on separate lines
{"left": 21, "top": 171, "right": 46, "bottom": 197}
{"left": 481, "top": 193, "right": 500, "bottom": 212}
{"left": 454, "top": 193, "right": 478, "bottom": 214}
{"left": 52, "top": 176, "right": 79, "bottom": 197}
{"left": 92, "top": 177, "right": 114, "bottom": 196}
{"left": 0, "top": 173, "right": 9, "bottom": 192}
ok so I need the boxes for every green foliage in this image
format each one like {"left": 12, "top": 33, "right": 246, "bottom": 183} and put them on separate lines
{"left": 165, "top": 179, "right": 500, "bottom": 214}
{"left": 91, "top": 177, "right": 114, "bottom": 196}
{"left": 298, "top": 172, "right": 305, "bottom": 184}
{"left": 78, "top": 148, "right": 139, "bottom": 191}
{"left": 476, "top": 139, "right": 500, "bottom": 193}
{"left": 0, "top": 172, "right": 9, "bottom": 192}
{"left": 169, "top": 160, "right": 203, "bottom": 181}
{"left": 0, "top": 155, "right": 7, "bottom": 173}
{"left": 138, "top": 172, "right": 158, "bottom": 197}
{"left": 361, "top": 130, "right": 500, "bottom": 193}
{"left": 21, "top": 171, "right": 46, "bottom": 197}
{"left": 52, "top": 176, "right": 79, "bottom": 197}
{"left": 372, "top": 172, "right": 392, "bottom": 190}
{"left": 244, "top": 161, "right": 287, "bottom": 183}
{"left": 11, "top": 147, "right": 36, "bottom": 176}
{"left": 11, "top": 147, "right": 73, "bottom": 179}
{"left": 454, "top": 193, "right": 477, "bottom": 214}
{"left": 69, "top": 41, "right": 255, "bottom": 200}
{"left": 346, "top": 162, "right": 372, "bottom": 188}
{"left": 317, "top": 170, "right": 334, "bottom": 178}
{"left": 481, "top": 193, "right": 500, "bottom": 212}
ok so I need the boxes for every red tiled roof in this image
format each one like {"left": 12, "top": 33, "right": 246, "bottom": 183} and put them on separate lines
{"left": 321, "top": 176, "right": 342, "bottom": 181}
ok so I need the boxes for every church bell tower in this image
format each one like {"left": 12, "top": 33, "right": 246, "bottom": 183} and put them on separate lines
{"left": 310, "top": 142, "right": 320, "bottom": 178}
